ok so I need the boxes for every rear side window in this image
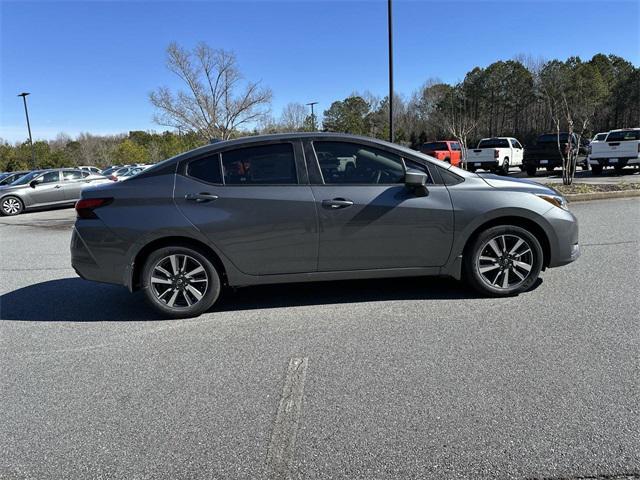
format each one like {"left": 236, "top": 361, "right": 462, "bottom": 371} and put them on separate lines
{"left": 188, "top": 154, "right": 222, "bottom": 184}
{"left": 62, "top": 170, "right": 83, "bottom": 181}
{"left": 221, "top": 143, "right": 297, "bottom": 185}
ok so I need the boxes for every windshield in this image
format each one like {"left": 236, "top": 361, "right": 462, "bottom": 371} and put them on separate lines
{"left": 593, "top": 133, "right": 607, "bottom": 141}
{"left": 606, "top": 130, "right": 640, "bottom": 141}
{"left": 421, "top": 142, "right": 448, "bottom": 151}
{"left": 10, "top": 171, "right": 41, "bottom": 185}
{"left": 477, "top": 138, "right": 509, "bottom": 148}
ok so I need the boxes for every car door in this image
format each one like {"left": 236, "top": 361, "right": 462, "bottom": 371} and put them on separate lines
{"left": 511, "top": 139, "right": 524, "bottom": 165}
{"left": 61, "top": 170, "right": 87, "bottom": 201}
{"left": 307, "top": 140, "right": 454, "bottom": 271}
{"left": 174, "top": 141, "right": 319, "bottom": 276}
{"left": 27, "top": 171, "right": 65, "bottom": 206}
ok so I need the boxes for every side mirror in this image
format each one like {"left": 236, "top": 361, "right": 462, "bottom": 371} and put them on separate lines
{"left": 404, "top": 169, "right": 429, "bottom": 196}
{"left": 29, "top": 179, "right": 40, "bottom": 188}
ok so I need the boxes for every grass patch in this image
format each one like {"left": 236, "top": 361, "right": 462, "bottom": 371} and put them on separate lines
{"left": 545, "top": 182, "right": 640, "bottom": 195}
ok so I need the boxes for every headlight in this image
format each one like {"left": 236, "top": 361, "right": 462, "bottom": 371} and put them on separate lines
{"left": 537, "top": 193, "right": 569, "bottom": 210}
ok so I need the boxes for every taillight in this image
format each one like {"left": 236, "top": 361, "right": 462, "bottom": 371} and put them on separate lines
{"left": 75, "top": 198, "right": 113, "bottom": 219}
{"left": 493, "top": 149, "right": 499, "bottom": 158}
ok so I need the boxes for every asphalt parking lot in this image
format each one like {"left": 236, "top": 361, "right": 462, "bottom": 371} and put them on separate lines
{"left": 1, "top": 199, "right": 639, "bottom": 480}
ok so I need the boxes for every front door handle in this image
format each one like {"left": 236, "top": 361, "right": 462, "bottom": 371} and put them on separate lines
{"left": 185, "top": 192, "right": 219, "bottom": 203}
{"left": 322, "top": 198, "right": 354, "bottom": 209}
{"left": 54, "top": 185, "right": 62, "bottom": 189}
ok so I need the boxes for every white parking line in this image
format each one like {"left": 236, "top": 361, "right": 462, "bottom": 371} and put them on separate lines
{"left": 266, "top": 357, "right": 309, "bottom": 479}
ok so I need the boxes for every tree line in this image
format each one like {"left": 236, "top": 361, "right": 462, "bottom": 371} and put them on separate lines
{"left": 1, "top": 44, "right": 637, "bottom": 173}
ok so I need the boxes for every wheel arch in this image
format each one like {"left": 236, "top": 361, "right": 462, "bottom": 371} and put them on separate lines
{"left": 131, "top": 236, "right": 228, "bottom": 291}
{"left": 462, "top": 216, "right": 551, "bottom": 270}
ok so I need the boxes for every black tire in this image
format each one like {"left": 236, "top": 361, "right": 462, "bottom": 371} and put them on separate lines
{"left": 467, "top": 166, "right": 476, "bottom": 173}
{"left": 500, "top": 158, "right": 510, "bottom": 175}
{"left": 546, "top": 166, "right": 555, "bottom": 173}
{"left": 525, "top": 166, "right": 537, "bottom": 176}
{"left": 519, "top": 165, "right": 526, "bottom": 172}
{"left": 0, "top": 196, "right": 24, "bottom": 216}
{"left": 464, "top": 225, "right": 543, "bottom": 297}
{"left": 444, "top": 157, "right": 451, "bottom": 164}
{"left": 141, "top": 246, "right": 221, "bottom": 318}
{"left": 591, "top": 165, "right": 603, "bottom": 175}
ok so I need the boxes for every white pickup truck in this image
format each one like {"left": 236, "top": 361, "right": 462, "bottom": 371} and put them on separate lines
{"left": 589, "top": 128, "right": 640, "bottom": 174}
{"left": 465, "top": 137, "right": 524, "bottom": 175}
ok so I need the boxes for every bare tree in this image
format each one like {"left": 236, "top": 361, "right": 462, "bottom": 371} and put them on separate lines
{"left": 150, "top": 42, "right": 272, "bottom": 141}
{"left": 440, "top": 86, "right": 477, "bottom": 168}
{"left": 279, "top": 102, "right": 308, "bottom": 131}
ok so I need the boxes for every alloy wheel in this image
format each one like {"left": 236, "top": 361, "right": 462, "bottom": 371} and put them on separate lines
{"left": 476, "top": 234, "right": 534, "bottom": 290}
{"left": 2, "top": 198, "right": 21, "bottom": 215}
{"left": 149, "top": 254, "right": 209, "bottom": 309}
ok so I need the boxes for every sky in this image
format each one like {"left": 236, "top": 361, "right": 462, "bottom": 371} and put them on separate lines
{"left": 1, "top": 0, "right": 639, "bottom": 143}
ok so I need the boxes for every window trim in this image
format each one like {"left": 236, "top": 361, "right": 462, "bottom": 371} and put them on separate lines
{"left": 182, "top": 141, "right": 303, "bottom": 187}
{"left": 37, "top": 171, "right": 61, "bottom": 184}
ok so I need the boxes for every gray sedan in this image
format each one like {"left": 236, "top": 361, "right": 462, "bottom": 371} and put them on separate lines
{"left": 0, "top": 168, "right": 110, "bottom": 216}
{"left": 72, "top": 133, "right": 580, "bottom": 318}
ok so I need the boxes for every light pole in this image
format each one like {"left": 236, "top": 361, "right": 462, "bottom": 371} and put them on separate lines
{"left": 306, "top": 101, "right": 318, "bottom": 131}
{"left": 387, "top": 0, "right": 394, "bottom": 143}
{"left": 17, "top": 92, "right": 36, "bottom": 169}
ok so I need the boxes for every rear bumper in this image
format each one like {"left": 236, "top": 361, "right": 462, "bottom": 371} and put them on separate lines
{"left": 465, "top": 160, "right": 499, "bottom": 169}
{"left": 70, "top": 224, "right": 127, "bottom": 286}
{"left": 523, "top": 158, "right": 563, "bottom": 168}
{"left": 588, "top": 155, "right": 640, "bottom": 166}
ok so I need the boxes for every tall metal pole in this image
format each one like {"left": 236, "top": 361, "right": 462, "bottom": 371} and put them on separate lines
{"left": 387, "top": 0, "right": 394, "bottom": 143}
{"left": 18, "top": 92, "right": 36, "bottom": 169}
{"left": 306, "top": 101, "right": 318, "bottom": 131}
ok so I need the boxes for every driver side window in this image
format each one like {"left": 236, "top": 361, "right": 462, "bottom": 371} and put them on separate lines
{"left": 313, "top": 141, "right": 405, "bottom": 185}
{"left": 39, "top": 171, "right": 60, "bottom": 183}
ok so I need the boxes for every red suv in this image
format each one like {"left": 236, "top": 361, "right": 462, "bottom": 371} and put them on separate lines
{"left": 420, "top": 141, "right": 462, "bottom": 167}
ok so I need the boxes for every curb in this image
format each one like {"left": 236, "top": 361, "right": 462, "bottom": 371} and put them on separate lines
{"left": 565, "top": 190, "right": 640, "bottom": 202}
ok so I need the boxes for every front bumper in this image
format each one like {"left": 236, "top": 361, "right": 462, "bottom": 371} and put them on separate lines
{"left": 544, "top": 206, "right": 580, "bottom": 268}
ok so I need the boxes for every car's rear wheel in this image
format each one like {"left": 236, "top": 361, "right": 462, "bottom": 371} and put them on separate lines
{"left": 1, "top": 196, "right": 24, "bottom": 216}
{"left": 500, "top": 158, "right": 510, "bottom": 175}
{"left": 591, "top": 165, "right": 603, "bottom": 175}
{"left": 525, "top": 166, "right": 537, "bottom": 176}
{"left": 465, "top": 225, "right": 543, "bottom": 296}
{"left": 142, "top": 246, "right": 221, "bottom": 318}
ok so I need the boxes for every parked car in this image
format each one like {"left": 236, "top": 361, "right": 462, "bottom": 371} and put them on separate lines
{"left": 78, "top": 166, "right": 102, "bottom": 174}
{"left": 0, "top": 168, "right": 110, "bottom": 216}
{"left": 100, "top": 166, "right": 122, "bottom": 177}
{"left": 588, "top": 128, "right": 640, "bottom": 174}
{"left": 522, "top": 133, "right": 586, "bottom": 176}
{"left": 419, "top": 141, "right": 462, "bottom": 167}
{"left": 0, "top": 170, "right": 31, "bottom": 186}
{"left": 72, "top": 133, "right": 579, "bottom": 318}
{"left": 465, "top": 137, "right": 524, "bottom": 175}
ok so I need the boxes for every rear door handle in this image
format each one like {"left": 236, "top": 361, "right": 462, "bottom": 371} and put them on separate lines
{"left": 322, "top": 198, "right": 354, "bottom": 209}
{"left": 185, "top": 192, "right": 219, "bottom": 203}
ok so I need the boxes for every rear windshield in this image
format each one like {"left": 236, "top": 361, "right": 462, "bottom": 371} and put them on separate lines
{"left": 537, "top": 133, "right": 571, "bottom": 143}
{"left": 606, "top": 130, "right": 640, "bottom": 141}
{"left": 421, "top": 142, "right": 448, "bottom": 151}
{"left": 477, "top": 138, "right": 510, "bottom": 148}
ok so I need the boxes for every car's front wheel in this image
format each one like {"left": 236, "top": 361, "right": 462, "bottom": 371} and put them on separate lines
{"left": 1, "top": 196, "right": 24, "bottom": 216}
{"left": 141, "top": 246, "right": 221, "bottom": 318}
{"left": 465, "top": 225, "right": 543, "bottom": 296}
